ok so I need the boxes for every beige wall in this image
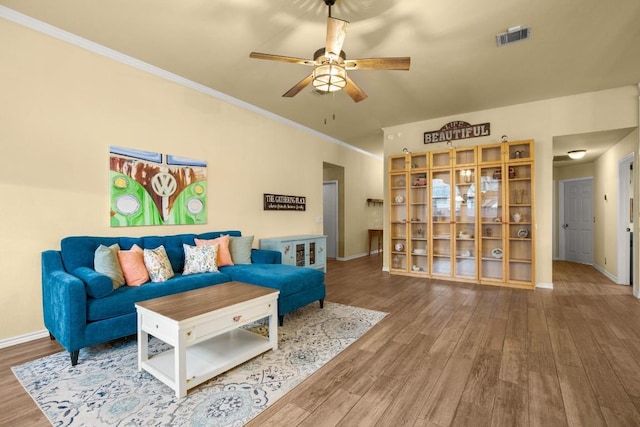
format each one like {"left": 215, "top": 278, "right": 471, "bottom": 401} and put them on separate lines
{"left": 383, "top": 86, "right": 639, "bottom": 287}
{"left": 593, "top": 130, "right": 638, "bottom": 277}
{"left": 0, "top": 19, "right": 383, "bottom": 340}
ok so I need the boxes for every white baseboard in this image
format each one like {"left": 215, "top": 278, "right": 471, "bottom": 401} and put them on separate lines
{"left": 336, "top": 252, "right": 378, "bottom": 261}
{"left": 592, "top": 263, "right": 619, "bottom": 283}
{"left": 0, "top": 329, "right": 49, "bottom": 349}
{"left": 536, "top": 282, "right": 554, "bottom": 290}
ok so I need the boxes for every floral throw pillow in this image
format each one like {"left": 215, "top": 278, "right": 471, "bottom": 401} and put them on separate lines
{"left": 143, "top": 245, "right": 175, "bottom": 282}
{"left": 183, "top": 243, "right": 219, "bottom": 275}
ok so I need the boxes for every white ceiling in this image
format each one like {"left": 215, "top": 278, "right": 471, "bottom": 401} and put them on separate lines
{"left": 2, "top": 0, "right": 639, "bottom": 157}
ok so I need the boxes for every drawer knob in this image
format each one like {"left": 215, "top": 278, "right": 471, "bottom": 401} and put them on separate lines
{"left": 187, "top": 331, "right": 192, "bottom": 336}
{"left": 233, "top": 315, "right": 242, "bottom": 322}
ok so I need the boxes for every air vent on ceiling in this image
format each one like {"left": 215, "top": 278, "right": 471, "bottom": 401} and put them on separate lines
{"left": 496, "top": 26, "right": 531, "bottom": 47}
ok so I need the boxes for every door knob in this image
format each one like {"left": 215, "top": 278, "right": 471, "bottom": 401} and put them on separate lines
{"left": 561, "top": 224, "right": 569, "bottom": 229}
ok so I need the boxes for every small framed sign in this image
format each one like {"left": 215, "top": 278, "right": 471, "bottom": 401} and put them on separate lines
{"left": 263, "top": 193, "right": 306, "bottom": 211}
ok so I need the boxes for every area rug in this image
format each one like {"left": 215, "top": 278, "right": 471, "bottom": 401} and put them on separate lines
{"left": 12, "top": 302, "right": 386, "bottom": 426}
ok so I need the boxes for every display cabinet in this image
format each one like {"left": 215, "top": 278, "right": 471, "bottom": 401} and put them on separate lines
{"left": 454, "top": 147, "right": 477, "bottom": 281}
{"left": 505, "top": 141, "right": 534, "bottom": 286}
{"left": 389, "top": 153, "right": 430, "bottom": 275}
{"left": 389, "top": 155, "right": 409, "bottom": 273}
{"left": 259, "top": 235, "right": 327, "bottom": 272}
{"left": 478, "top": 162, "right": 505, "bottom": 284}
{"left": 408, "top": 153, "right": 429, "bottom": 274}
{"left": 386, "top": 140, "right": 534, "bottom": 289}
{"left": 478, "top": 140, "right": 535, "bottom": 288}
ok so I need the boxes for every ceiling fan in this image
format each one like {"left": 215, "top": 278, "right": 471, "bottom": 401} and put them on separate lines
{"left": 249, "top": 0, "right": 411, "bottom": 103}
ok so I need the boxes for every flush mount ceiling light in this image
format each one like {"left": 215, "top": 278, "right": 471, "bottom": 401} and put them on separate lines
{"left": 568, "top": 149, "right": 587, "bottom": 160}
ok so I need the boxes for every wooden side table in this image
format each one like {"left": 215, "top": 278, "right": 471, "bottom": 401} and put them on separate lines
{"left": 368, "top": 229, "right": 383, "bottom": 255}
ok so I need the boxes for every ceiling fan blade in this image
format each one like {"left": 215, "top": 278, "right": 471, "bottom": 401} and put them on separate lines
{"left": 344, "top": 75, "right": 368, "bottom": 103}
{"left": 282, "top": 74, "right": 314, "bottom": 97}
{"left": 325, "top": 17, "right": 349, "bottom": 58}
{"left": 250, "top": 52, "right": 315, "bottom": 66}
{"left": 345, "top": 57, "right": 411, "bottom": 70}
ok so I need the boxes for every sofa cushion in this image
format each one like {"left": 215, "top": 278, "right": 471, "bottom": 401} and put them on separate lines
{"left": 195, "top": 235, "right": 233, "bottom": 266}
{"left": 183, "top": 243, "right": 219, "bottom": 274}
{"left": 229, "top": 235, "right": 254, "bottom": 264}
{"left": 73, "top": 267, "right": 114, "bottom": 298}
{"left": 94, "top": 244, "right": 125, "bottom": 289}
{"left": 118, "top": 244, "right": 149, "bottom": 286}
{"left": 221, "top": 264, "right": 324, "bottom": 296}
{"left": 143, "top": 245, "right": 175, "bottom": 282}
{"left": 86, "top": 271, "right": 232, "bottom": 321}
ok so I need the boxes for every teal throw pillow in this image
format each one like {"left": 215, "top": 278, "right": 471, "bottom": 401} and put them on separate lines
{"left": 229, "top": 235, "right": 254, "bottom": 264}
{"left": 94, "top": 244, "right": 125, "bottom": 289}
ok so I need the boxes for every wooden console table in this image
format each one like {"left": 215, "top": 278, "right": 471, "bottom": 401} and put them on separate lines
{"left": 368, "top": 228, "right": 383, "bottom": 255}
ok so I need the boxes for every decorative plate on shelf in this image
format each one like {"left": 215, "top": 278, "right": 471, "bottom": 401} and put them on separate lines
{"left": 517, "top": 228, "right": 529, "bottom": 238}
{"left": 491, "top": 248, "right": 503, "bottom": 259}
{"left": 394, "top": 195, "right": 405, "bottom": 203}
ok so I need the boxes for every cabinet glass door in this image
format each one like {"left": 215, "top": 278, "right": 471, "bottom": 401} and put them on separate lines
{"left": 454, "top": 166, "right": 477, "bottom": 280}
{"left": 309, "top": 241, "right": 316, "bottom": 266}
{"left": 390, "top": 172, "right": 408, "bottom": 272}
{"left": 478, "top": 165, "right": 505, "bottom": 282}
{"left": 507, "top": 162, "right": 533, "bottom": 283}
{"left": 295, "top": 243, "right": 306, "bottom": 267}
{"left": 409, "top": 170, "right": 428, "bottom": 274}
{"left": 431, "top": 169, "right": 452, "bottom": 276}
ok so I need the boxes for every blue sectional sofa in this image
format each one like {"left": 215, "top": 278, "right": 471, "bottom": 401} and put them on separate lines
{"left": 41, "top": 230, "right": 326, "bottom": 365}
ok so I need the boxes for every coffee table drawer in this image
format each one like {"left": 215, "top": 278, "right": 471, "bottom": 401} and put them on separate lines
{"left": 188, "top": 300, "right": 275, "bottom": 343}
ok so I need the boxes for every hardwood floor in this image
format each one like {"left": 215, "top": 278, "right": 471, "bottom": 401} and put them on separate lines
{"left": 2, "top": 257, "right": 640, "bottom": 426}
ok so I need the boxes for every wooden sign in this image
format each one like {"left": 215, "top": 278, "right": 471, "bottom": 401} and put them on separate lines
{"left": 424, "top": 121, "right": 490, "bottom": 144}
{"left": 263, "top": 193, "right": 306, "bottom": 211}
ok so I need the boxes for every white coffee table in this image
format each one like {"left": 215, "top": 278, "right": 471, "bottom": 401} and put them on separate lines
{"left": 135, "top": 281, "right": 279, "bottom": 398}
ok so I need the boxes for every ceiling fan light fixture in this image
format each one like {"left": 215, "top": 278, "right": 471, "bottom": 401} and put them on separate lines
{"left": 312, "top": 62, "right": 347, "bottom": 92}
{"left": 567, "top": 149, "right": 586, "bottom": 160}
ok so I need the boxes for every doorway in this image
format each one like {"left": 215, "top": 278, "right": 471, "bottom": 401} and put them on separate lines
{"left": 323, "top": 181, "right": 338, "bottom": 259}
{"left": 323, "top": 161, "right": 344, "bottom": 259}
{"left": 559, "top": 178, "right": 594, "bottom": 264}
{"left": 617, "top": 153, "right": 634, "bottom": 285}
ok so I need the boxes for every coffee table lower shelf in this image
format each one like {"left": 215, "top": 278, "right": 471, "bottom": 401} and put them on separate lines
{"left": 141, "top": 328, "right": 272, "bottom": 396}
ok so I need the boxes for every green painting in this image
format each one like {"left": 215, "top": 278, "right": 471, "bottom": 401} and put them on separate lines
{"left": 110, "top": 146, "right": 207, "bottom": 227}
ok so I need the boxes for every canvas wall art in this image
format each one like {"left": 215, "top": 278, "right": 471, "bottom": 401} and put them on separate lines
{"left": 110, "top": 146, "right": 207, "bottom": 227}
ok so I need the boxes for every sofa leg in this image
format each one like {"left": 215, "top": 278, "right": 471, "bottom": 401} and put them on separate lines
{"left": 70, "top": 350, "right": 79, "bottom": 366}
{"left": 319, "top": 298, "right": 324, "bottom": 309}
{"left": 278, "top": 315, "right": 284, "bottom": 327}
{"left": 49, "top": 332, "right": 56, "bottom": 341}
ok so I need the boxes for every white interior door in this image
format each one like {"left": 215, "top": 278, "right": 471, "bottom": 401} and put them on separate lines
{"left": 617, "top": 154, "right": 633, "bottom": 285}
{"left": 562, "top": 178, "right": 594, "bottom": 264}
{"left": 323, "top": 181, "right": 338, "bottom": 259}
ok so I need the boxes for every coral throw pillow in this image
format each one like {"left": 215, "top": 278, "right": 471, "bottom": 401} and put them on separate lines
{"left": 195, "top": 235, "right": 234, "bottom": 266}
{"left": 117, "top": 244, "right": 149, "bottom": 286}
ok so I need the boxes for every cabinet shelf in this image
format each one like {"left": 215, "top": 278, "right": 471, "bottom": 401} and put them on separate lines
{"left": 509, "top": 258, "right": 532, "bottom": 264}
